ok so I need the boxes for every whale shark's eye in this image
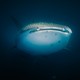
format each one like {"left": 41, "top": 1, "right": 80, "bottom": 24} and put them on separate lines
{"left": 17, "top": 23, "right": 72, "bottom": 55}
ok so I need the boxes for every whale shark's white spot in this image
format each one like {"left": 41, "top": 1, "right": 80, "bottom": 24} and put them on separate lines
{"left": 17, "top": 23, "right": 72, "bottom": 55}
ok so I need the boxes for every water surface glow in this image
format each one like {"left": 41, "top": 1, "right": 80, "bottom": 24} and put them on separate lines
{"left": 17, "top": 23, "right": 72, "bottom": 55}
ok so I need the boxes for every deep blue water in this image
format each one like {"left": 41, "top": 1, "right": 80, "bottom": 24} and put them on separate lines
{"left": 0, "top": 0, "right": 80, "bottom": 79}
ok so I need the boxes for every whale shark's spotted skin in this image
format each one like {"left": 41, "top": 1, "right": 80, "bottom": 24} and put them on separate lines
{"left": 17, "top": 23, "right": 72, "bottom": 55}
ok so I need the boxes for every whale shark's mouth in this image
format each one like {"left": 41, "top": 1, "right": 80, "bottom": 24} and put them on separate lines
{"left": 22, "top": 23, "right": 72, "bottom": 34}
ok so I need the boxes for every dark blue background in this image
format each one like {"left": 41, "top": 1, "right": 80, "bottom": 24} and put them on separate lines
{"left": 0, "top": 0, "right": 80, "bottom": 79}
